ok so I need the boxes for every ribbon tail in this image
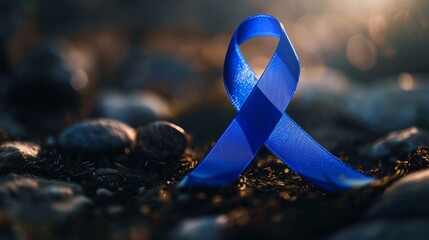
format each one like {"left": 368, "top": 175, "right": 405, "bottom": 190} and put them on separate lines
{"left": 299, "top": 173, "right": 376, "bottom": 191}
{"left": 266, "top": 114, "right": 376, "bottom": 191}
{"left": 179, "top": 119, "right": 258, "bottom": 187}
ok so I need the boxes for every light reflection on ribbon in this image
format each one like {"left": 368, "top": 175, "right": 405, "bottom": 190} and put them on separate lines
{"left": 180, "top": 14, "right": 376, "bottom": 191}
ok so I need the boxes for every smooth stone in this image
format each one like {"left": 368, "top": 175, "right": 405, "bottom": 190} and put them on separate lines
{"left": 366, "top": 169, "right": 429, "bottom": 219}
{"left": 296, "top": 66, "right": 356, "bottom": 99}
{"left": 7, "top": 42, "right": 78, "bottom": 111}
{"left": 344, "top": 88, "right": 429, "bottom": 133}
{"left": 59, "top": 118, "right": 136, "bottom": 152}
{"left": 106, "top": 205, "right": 124, "bottom": 216}
{"left": 361, "top": 127, "right": 429, "bottom": 160}
{"left": 136, "top": 121, "right": 187, "bottom": 161}
{"left": 325, "top": 220, "right": 429, "bottom": 240}
{"left": 95, "top": 91, "right": 171, "bottom": 127}
{"left": 0, "top": 142, "right": 40, "bottom": 167}
{"left": 0, "top": 174, "right": 91, "bottom": 224}
{"left": 168, "top": 215, "right": 228, "bottom": 240}
{"left": 118, "top": 49, "right": 205, "bottom": 107}
{"left": 96, "top": 188, "right": 113, "bottom": 198}
{"left": 120, "top": 51, "right": 198, "bottom": 93}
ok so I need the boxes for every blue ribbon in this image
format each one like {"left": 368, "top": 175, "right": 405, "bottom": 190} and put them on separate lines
{"left": 180, "top": 14, "right": 376, "bottom": 191}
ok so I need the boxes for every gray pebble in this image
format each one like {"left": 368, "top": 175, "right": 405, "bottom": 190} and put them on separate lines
{"left": 345, "top": 88, "right": 429, "bottom": 133}
{"left": 168, "top": 215, "right": 228, "bottom": 240}
{"left": 121, "top": 51, "right": 198, "bottom": 93}
{"left": 361, "top": 127, "right": 429, "bottom": 160}
{"left": 136, "top": 121, "right": 188, "bottom": 161}
{"left": 325, "top": 220, "right": 429, "bottom": 240}
{"left": 0, "top": 142, "right": 40, "bottom": 167}
{"left": 7, "top": 42, "right": 78, "bottom": 111}
{"left": 59, "top": 118, "right": 136, "bottom": 152}
{"left": 95, "top": 91, "right": 171, "bottom": 127}
{"left": 366, "top": 169, "right": 429, "bottom": 219}
{"left": 96, "top": 188, "right": 113, "bottom": 198}
{"left": 106, "top": 205, "right": 123, "bottom": 215}
{"left": 0, "top": 174, "right": 91, "bottom": 224}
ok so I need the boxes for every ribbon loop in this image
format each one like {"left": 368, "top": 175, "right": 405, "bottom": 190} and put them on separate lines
{"left": 180, "top": 14, "right": 376, "bottom": 191}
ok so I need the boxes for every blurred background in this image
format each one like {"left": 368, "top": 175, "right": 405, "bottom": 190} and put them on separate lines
{"left": 1, "top": 0, "right": 429, "bottom": 148}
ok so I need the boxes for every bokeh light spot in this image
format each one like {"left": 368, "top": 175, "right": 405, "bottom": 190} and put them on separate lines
{"left": 398, "top": 72, "right": 414, "bottom": 91}
{"left": 346, "top": 35, "right": 377, "bottom": 71}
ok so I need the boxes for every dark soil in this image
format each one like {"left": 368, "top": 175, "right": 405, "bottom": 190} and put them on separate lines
{"left": 1, "top": 131, "right": 428, "bottom": 240}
